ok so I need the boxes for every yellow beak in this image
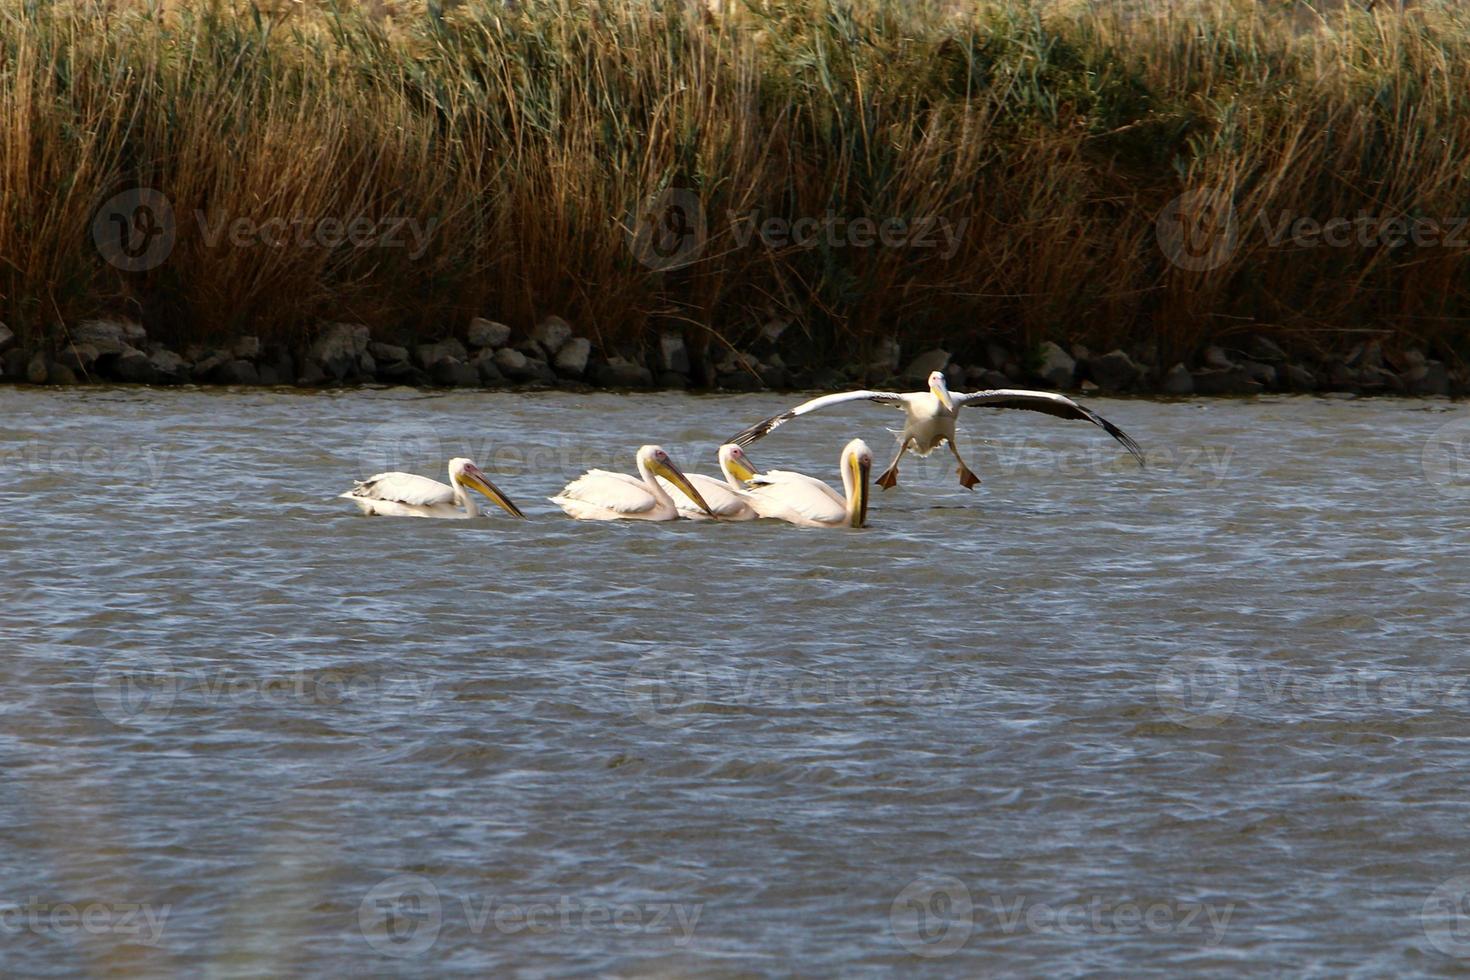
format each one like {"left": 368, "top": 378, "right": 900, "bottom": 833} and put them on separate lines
{"left": 848, "top": 453, "right": 871, "bottom": 528}
{"left": 655, "top": 459, "right": 714, "bottom": 516}
{"left": 461, "top": 470, "right": 527, "bottom": 519}
{"left": 932, "top": 384, "right": 955, "bottom": 413}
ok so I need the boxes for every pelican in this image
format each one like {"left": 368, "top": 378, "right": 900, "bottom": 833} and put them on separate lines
{"left": 340, "top": 457, "right": 526, "bottom": 519}
{"left": 729, "top": 370, "right": 1144, "bottom": 489}
{"left": 656, "top": 444, "right": 761, "bottom": 521}
{"left": 742, "top": 438, "right": 872, "bottom": 528}
{"left": 551, "top": 445, "right": 715, "bottom": 521}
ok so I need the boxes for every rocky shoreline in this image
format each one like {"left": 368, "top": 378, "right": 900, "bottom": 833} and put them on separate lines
{"left": 1, "top": 316, "right": 1461, "bottom": 398}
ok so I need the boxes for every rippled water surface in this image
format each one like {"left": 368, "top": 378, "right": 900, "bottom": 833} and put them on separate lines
{"left": 4, "top": 386, "right": 1470, "bottom": 975}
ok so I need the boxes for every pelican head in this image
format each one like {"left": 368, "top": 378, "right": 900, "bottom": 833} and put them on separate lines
{"left": 928, "top": 370, "right": 955, "bottom": 412}
{"left": 638, "top": 445, "right": 714, "bottom": 517}
{"left": 717, "top": 443, "right": 759, "bottom": 485}
{"left": 842, "top": 438, "right": 873, "bottom": 528}
{"left": 449, "top": 457, "right": 526, "bottom": 518}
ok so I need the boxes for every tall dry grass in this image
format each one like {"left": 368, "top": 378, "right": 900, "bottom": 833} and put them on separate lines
{"left": 1, "top": 0, "right": 1468, "bottom": 370}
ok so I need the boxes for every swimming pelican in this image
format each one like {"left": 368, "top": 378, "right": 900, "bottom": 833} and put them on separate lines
{"left": 742, "top": 438, "right": 872, "bottom": 528}
{"left": 728, "top": 371, "right": 1144, "bottom": 489}
{"left": 340, "top": 457, "right": 526, "bottom": 519}
{"left": 657, "top": 444, "right": 761, "bottom": 521}
{"left": 551, "top": 445, "right": 715, "bottom": 521}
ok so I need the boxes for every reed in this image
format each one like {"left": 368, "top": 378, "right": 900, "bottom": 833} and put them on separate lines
{"left": 2, "top": 0, "right": 1467, "bottom": 369}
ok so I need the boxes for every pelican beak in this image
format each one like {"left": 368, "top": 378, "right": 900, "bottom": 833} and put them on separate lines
{"left": 727, "top": 457, "right": 759, "bottom": 485}
{"left": 849, "top": 453, "right": 871, "bottom": 528}
{"left": 932, "top": 380, "right": 955, "bottom": 413}
{"left": 461, "top": 465, "right": 527, "bottom": 518}
{"left": 655, "top": 458, "right": 714, "bottom": 517}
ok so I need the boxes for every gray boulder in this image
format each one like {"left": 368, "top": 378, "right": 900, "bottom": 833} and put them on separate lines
{"left": 430, "top": 357, "right": 478, "bottom": 387}
{"left": 232, "top": 336, "right": 262, "bottom": 360}
{"left": 1161, "top": 363, "right": 1194, "bottom": 395}
{"left": 467, "top": 317, "right": 511, "bottom": 349}
{"left": 553, "top": 337, "right": 591, "bottom": 378}
{"left": 3, "top": 348, "right": 30, "bottom": 379}
{"left": 26, "top": 352, "right": 47, "bottom": 384}
{"left": 147, "top": 348, "right": 189, "bottom": 383}
{"left": 72, "top": 318, "right": 145, "bottom": 355}
{"left": 0, "top": 323, "right": 13, "bottom": 353}
{"left": 1203, "top": 345, "right": 1237, "bottom": 370}
{"left": 472, "top": 351, "right": 505, "bottom": 385}
{"left": 658, "top": 332, "right": 690, "bottom": 374}
{"left": 591, "top": 355, "right": 653, "bottom": 388}
{"left": 44, "top": 360, "right": 78, "bottom": 385}
{"left": 1407, "top": 360, "right": 1450, "bottom": 396}
{"left": 60, "top": 343, "right": 100, "bottom": 374}
{"left": 1247, "top": 335, "right": 1288, "bottom": 363}
{"left": 1284, "top": 364, "right": 1317, "bottom": 391}
{"left": 309, "top": 322, "right": 371, "bottom": 381}
{"left": 903, "top": 348, "right": 951, "bottom": 382}
{"left": 1241, "top": 360, "right": 1277, "bottom": 388}
{"left": 415, "top": 339, "right": 468, "bottom": 368}
{"left": 1192, "top": 368, "right": 1260, "bottom": 395}
{"left": 211, "top": 359, "right": 260, "bottom": 385}
{"left": 1089, "top": 349, "right": 1145, "bottom": 392}
{"left": 531, "top": 316, "right": 573, "bottom": 356}
{"left": 368, "top": 342, "right": 409, "bottom": 364}
{"left": 1036, "top": 341, "right": 1075, "bottom": 389}
{"left": 869, "top": 336, "right": 901, "bottom": 375}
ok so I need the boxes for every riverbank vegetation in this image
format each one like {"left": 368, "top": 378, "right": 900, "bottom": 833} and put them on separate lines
{"left": 3, "top": 0, "right": 1469, "bottom": 378}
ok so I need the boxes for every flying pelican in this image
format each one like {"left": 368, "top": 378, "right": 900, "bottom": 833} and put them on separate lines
{"left": 656, "top": 444, "right": 762, "bottom": 521}
{"left": 551, "top": 445, "right": 715, "bottom": 521}
{"left": 340, "top": 457, "right": 526, "bottom": 519}
{"left": 729, "top": 370, "right": 1144, "bottom": 489}
{"left": 742, "top": 438, "right": 872, "bottom": 528}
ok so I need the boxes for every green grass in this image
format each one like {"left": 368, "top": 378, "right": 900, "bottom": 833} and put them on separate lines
{"left": 2, "top": 0, "right": 1468, "bottom": 370}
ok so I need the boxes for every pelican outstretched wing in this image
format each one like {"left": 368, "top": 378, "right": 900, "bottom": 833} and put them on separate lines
{"left": 955, "top": 389, "right": 1145, "bottom": 465}
{"left": 343, "top": 471, "right": 455, "bottom": 505}
{"left": 728, "top": 390, "right": 908, "bottom": 446}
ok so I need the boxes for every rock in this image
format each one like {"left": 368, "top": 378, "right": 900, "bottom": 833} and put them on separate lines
{"left": 1161, "top": 363, "right": 1194, "bottom": 395}
{"left": 973, "top": 369, "right": 1011, "bottom": 390}
{"left": 2, "top": 348, "right": 29, "bottom": 379}
{"left": 232, "top": 336, "right": 262, "bottom": 360}
{"left": 211, "top": 359, "right": 260, "bottom": 385}
{"left": 368, "top": 342, "right": 409, "bottom": 364}
{"left": 553, "top": 337, "right": 591, "bottom": 378}
{"left": 869, "top": 336, "right": 901, "bottom": 375}
{"left": 471, "top": 351, "right": 504, "bottom": 385}
{"left": 657, "top": 371, "right": 689, "bottom": 389}
{"left": 430, "top": 357, "right": 478, "bottom": 387}
{"left": 530, "top": 316, "right": 573, "bottom": 356}
{"left": 1191, "top": 368, "right": 1261, "bottom": 395}
{"left": 944, "top": 363, "right": 965, "bottom": 389}
{"left": 1325, "top": 360, "right": 1357, "bottom": 389}
{"left": 759, "top": 363, "right": 790, "bottom": 389}
{"left": 296, "top": 361, "right": 327, "bottom": 386}
{"left": 375, "top": 358, "right": 418, "bottom": 382}
{"left": 59, "top": 342, "right": 100, "bottom": 375}
{"left": 106, "top": 349, "right": 158, "bottom": 384}
{"left": 72, "top": 318, "right": 145, "bottom": 355}
{"left": 1070, "top": 344, "right": 1091, "bottom": 363}
{"left": 1241, "top": 360, "right": 1277, "bottom": 388}
{"left": 1247, "top": 335, "right": 1288, "bottom": 363}
{"left": 1408, "top": 360, "right": 1450, "bottom": 396}
{"left": 467, "top": 317, "right": 511, "bottom": 349}
{"left": 1203, "top": 345, "right": 1237, "bottom": 370}
{"left": 1036, "top": 341, "right": 1075, "bottom": 389}
{"left": 1400, "top": 348, "right": 1427, "bottom": 372}
{"left": 309, "top": 322, "right": 371, "bottom": 381}
{"left": 717, "top": 371, "right": 763, "bottom": 391}
{"left": 1284, "top": 364, "right": 1317, "bottom": 391}
{"left": 591, "top": 356, "right": 653, "bottom": 388}
{"left": 0, "top": 323, "right": 13, "bottom": 353}
{"left": 658, "top": 332, "right": 690, "bottom": 374}
{"left": 26, "top": 352, "right": 47, "bottom": 384}
{"left": 1089, "top": 349, "right": 1144, "bottom": 392}
{"left": 191, "top": 350, "right": 231, "bottom": 379}
{"left": 1079, "top": 379, "right": 1100, "bottom": 394}
{"left": 903, "top": 348, "right": 951, "bottom": 382}
{"left": 1359, "top": 364, "right": 1405, "bottom": 393}
{"left": 984, "top": 342, "right": 1016, "bottom": 375}
{"left": 1352, "top": 341, "right": 1384, "bottom": 370}
{"left": 492, "top": 347, "right": 529, "bottom": 376}
{"left": 45, "top": 361, "right": 78, "bottom": 385}
{"left": 147, "top": 348, "right": 189, "bottom": 383}
{"left": 513, "top": 339, "right": 548, "bottom": 361}
{"left": 415, "top": 339, "right": 468, "bottom": 368}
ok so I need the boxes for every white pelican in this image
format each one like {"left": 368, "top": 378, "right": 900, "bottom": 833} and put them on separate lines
{"left": 742, "top": 438, "right": 872, "bottom": 528}
{"left": 551, "top": 445, "right": 715, "bottom": 521}
{"left": 340, "top": 457, "right": 526, "bottom": 519}
{"left": 657, "top": 444, "right": 761, "bottom": 521}
{"left": 729, "top": 370, "right": 1144, "bottom": 489}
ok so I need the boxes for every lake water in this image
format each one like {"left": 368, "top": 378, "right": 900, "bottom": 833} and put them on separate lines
{"left": 3, "top": 386, "right": 1470, "bottom": 975}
